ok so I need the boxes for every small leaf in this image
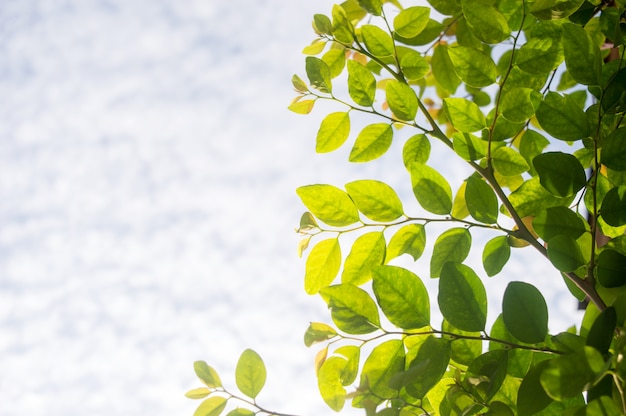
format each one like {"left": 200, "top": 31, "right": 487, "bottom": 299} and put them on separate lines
{"left": 304, "top": 322, "right": 338, "bottom": 347}
{"left": 394, "top": 6, "right": 430, "bottom": 38}
{"left": 492, "top": 147, "right": 530, "bottom": 177}
{"left": 448, "top": 46, "right": 497, "bottom": 87}
{"left": 331, "top": 5, "right": 354, "bottom": 44}
{"left": 291, "top": 74, "right": 309, "bottom": 93}
{"left": 347, "top": 60, "right": 376, "bottom": 107}
{"left": 320, "top": 284, "right": 381, "bottom": 334}
{"left": 482, "top": 236, "right": 511, "bottom": 277}
{"left": 193, "top": 396, "right": 228, "bottom": 416}
{"left": 350, "top": 123, "right": 393, "bottom": 162}
{"left": 465, "top": 176, "right": 498, "bottom": 224}
{"left": 372, "top": 265, "right": 430, "bottom": 329}
{"left": 305, "top": 56, "right": 332, "bottom": 93}
{"left": 386, "top": 80, "right": 418, "bottom": 121}
{"left": 186, "top": 388, "right": 211, "bottom": 399}
{"left": 345, "top": 180, "right": 404, "bottom": 222}
{"left": 444, "top": 97, "right": 486, "bottom": 133}
{"left": 226, "top": 409, "right": 255, "bottom": 416}
{"left": 297, "top": 184, "right": 360, "bottom": 227}
{"left": 235, "top": 349, "right": 266, "bottom": 399}
{"left": 601, "top": 127, "right": 626, "bottom": 172}
{"left": 547, "top": 234, "right": 586, "bottom": 272}
{"left": 403, "top": 134, "right": 431, "bottom": 167}
{"left": 535, "top": 92, "right": 590, "bottom": 141}
{"left": 463, "top": 350, "right": 508, "bottom": 402}
{"left": 342, "top": 232, "right": 386, "bottom": 286}
{"left": 432, "top": 44, "right": 461, "bottom": 93}
{"left": 533, "top": 152, "right": 587, "bottom": 197}
{"left": 361, "top": 24, "right": 394, "bottom": 57}
{"left": 502, "top": 282, "right": 548, "bottom": 343}
{"left": 601, "top": 186, "right": 626, "bottom": 227}
{"left": 357, "top": 0, "right": 382, "bottom": 15}
{"left": 399, "top": 49, "right": 429, "bottom": 81}
{"left": 438, "top": 262, "right": 487, "bottom": 332}
{"left": 304, "top": 238, "right": 341, "bottom": 295}
{"left": 313, "top": 14, "right": 332, "bottom": 35}
{"left": 596, "top": 249, "right": 626, "bottom": 288}
{"left": 194, "top": 361, "right": 222, "bottom": 388}
{"left": 461, "top": 1, "right": 510, "bottom": 44}
{"left": 386, "top": 223, "right": 426, "bottom": 262}
{"left": 430, "top": 228, "right": 472, "bottom": 278}
{"left": 288, "top": 98, "right": 315, "bottom": 114}
{"left": 410, "top": 163, "right": 453, "bottom": 215}
{"left": 316, "top": 112, "right": 350, "bottom": 153}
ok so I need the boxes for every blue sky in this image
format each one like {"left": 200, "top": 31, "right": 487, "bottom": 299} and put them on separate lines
{"left": 0, "top": 1, "right": 583, "bottom": 415}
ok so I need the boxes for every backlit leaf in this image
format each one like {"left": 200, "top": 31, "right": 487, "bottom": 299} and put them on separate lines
{"left": 347, "top": 60, "right": 376, "bottom": 107}
{"left": 345, "top": 180, "right": 404, "bottom": 222}
{"left": 318, "top": 357, "right": 347, "bottom": 411}
{"left": 540, "top": 347, "right": 604, "bottom": 400}
{"left": 533, "top": 152, "right": 587, "bottom": 197}
{"left": 439, "top": 262, "right": 487, "bottom": 332}
{"left": 492, "top": 147, "right": 530, "bottom": 177}
{"left": 499, "top": 88, "right": 541, "bottom": 123}
{"left": 601, "top": 186, "right": 626, "bottom": 227}
{"left": 193, "top": 397, "right": 227, "bottom": 416}
{"left": 360, "top": 340, "right": 405, "bottom": 398}
{"left": 305, "top": 238, "right": 341, "bottom": 295}
{"left": 452, "top": 132, "right": 485, "bottom": 161}
{"left": 562, "top": 22, "right": 601, "bottom": 85}
{"left": 297, "top": 184, "right": 360, "bottom": 227}
{"left": 465, "top": 176, "right": 498, "bottom": 224}
{"left": 305, "top": 56, "right": 332, "bottom": 93}
{"left": 304, "top": 322, "right": 338, "bottom": 347}
{"left": 432, "top": 44, "right": 461, "bottom": 93}
{"left": 601, "top": 127, "right": 626, "bottom": 172}
{"left": 322, "top": 48, "right": 346, "bottom": 78}
{"left": 342, "top": 232, "right": 386, "bottom": 286}
{"left": 403, "top": 134, "right": 431, "bottom": 168}
{"left": 186, "top": 388, "right": 211, "bottom": 400}
{"left": 502, "top": 282, "right": 548, "bottom": 343}
{"left": 320, "top": 284, "right": 381, "bottom": 334}
{"left": 507, "top": 176, "right": 573, "bottom": 218}
{"left": 194, "top": 361, "right": 222, "bottom": 388}
{"left": 332, "top": 5, "right": 354, "bottom": 44}
{"left": 547, "top": 234, "right": 585, "bottom": 272}
{"left": 235, "top": 349, "right": 266, "bottom": 399}
{"left": 394, "top": 6, "right": 430, "bottom": 38}
{"left": 431, "top": 228, "right": 472, "bottom": 278}
{"left": 535, "top": 92, "right": 590, "bottom": 141}
{"left": 399, "top": 49, "right": 429, "bottom": 81}
{"left": 350, "top": 123, "right": 393, "bottom": 162}
{"left": 404, "top": 336, "right": 451, "bottom": 399}
{"left": 516, "top": 37, "right": 563, "bottom": 74}
{"left": 316, "top": 112, "right": 350, "bottom": 153}
{"left": 410, "top": 163, "right": 453, "bottom": 215}
{"left": 361, "top": 24, "right": 394, "bottom": 57}
{"left": 444, "top": 320, "right": 481, "bottom": 366}
{"left": 444, "top": 97, "right": 486, "bottom": 133}
{"left": 448, "top": 46, "right": 497, "bottom": 87}
{"left": 482, "top": 236, "right": 510, "bottom": 277}
{"left": 386, "top": 80, "right": 418, "bottom": 121}
{"left": 385, "top": 223, "right": 427, "bottom": 262}
{"left": 489, "top": 315, "right": 532, "bottom": 378}
{"left": 532, "top": 206, "right": 586, "bottom": 241}
{"left": 461, "top": 1, "right": 510, "bottom": 44}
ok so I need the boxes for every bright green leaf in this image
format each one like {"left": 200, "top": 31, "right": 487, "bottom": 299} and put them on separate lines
{"left": 361, "top": 24, "right": 394, "bottom": 57}
{"left": 194, "top": 361, "right": 222, "bottom": 388}
{"left": 350, "top": 123, "right": 393, "bottom": 162}
{"left": 516, "top": 37, "right": 563, "bottom": 74}
{"left": 313, "top": 14, "right": 332, "bottom": 35}
{"left": 186, "top": 388, "right": 211, "bottom": 400}
{"left": 394, "top": 6, "right": 430, "bottom": 38}
{"left": 332, "top": 5, "right": 355, "bottom": 44}
{"left": 345, "top": 180, "right": 404, "bottom": 222}
{"left": 489, "top": 314, "right": 532, "bottom": 378}
{"left": 499, "top": 88, "right": 542, "bottom": 123}
{"left": 304, "top": 322, "right": 338, "bottom": 347}
{"left": 431, "top": 228, "right": 472, "bottom": 278}
{"left": 316, "top": 112, "right": 350, "bottom": 153}
{"left": 502, "top": 281, "right": 548, "bottom": 343}
{"left": 444, "top": 97, "right": 486, "bottom": 133}
{"left": 193, "top": 396, "right": 227, "bottom": 416}
{"left": 483, "top": 236, "right": 511, "bottom": 277}
{"left": 342, "top": 232, "right": 386, "bottom": 285}
{"left": 297, "top": 184, "right": 360, "bottom": 227}
{"left": 288, "top": 98, "right": 315, "bottom": 114}
{"left": 318, "top": 357, "right": 347, "bottom": 411}
{"left": 439, "top": 262, "right": 487, "bottom": 332}
{"left": 235, "top": 349, "right": 266, "bottom": 399}
{"left": 347, "top": 60, "right": 376, "bottom": 107}
{"left": 386, "top": 80, "right": 418, "bottom": 121}
{"left": 357, "top": 0, "right": 382, "bottom": 15}
{"left": 404, "top": 336, "right": 451, "bottom": 399}
{"left": 535, "top": 92, "right": 590, "bottom": 140}
{"left": 359, "top": 339, "right": 405, "bottom": 397}
{"left": 507, "top": 176, "right": 574, "bottom": 218}
{"left": 532, "top": 206, "right": 586, "bottom": 241}
{"left": 448, "top": 46, "right": 497, "bottom": 87}
{"left": 410, "top": 163, "right": 453, "bottom": 215}
{"left": 562, "top": 22, "right": 602, "bottom": 85}
{"left": 547, "top": 234, "right": 586, "bottom": 272}
{"left": 533, "top": 152, "right": 587, "bottom": 197}
{"left": 492, "top": 147, "right": 530, "bottom": 177}
{"left": 461, "top": 1, "right": 511, "bottom": 44}
{"left": 385, "top": 223, "right": 427, "bottom": 262}
{"left": 304, "top": 238, "right": 341, "bottom": 295}
{"left": 320, "top": 284, "right": 381, "bottom": 334}
{"left": 322, "top": 48, "right": 346, "bottom": 78}
{"left": 305, "top": 56, "right": 332, "bottom": 93}
{"left": 465, "top": 176, "right": 498, "bottom": 224}
{"left": 432, "top": 44, "right": 461, "bottom": 93}
{"left": 403, "top": 134, "right": 431, "bottom": 168}
{"left": 452, "top": 132, "right": 486, "bottom": 161}
{"left": 540, "top": 347, "right": 604, "bottom": 400}
{"left": 444, "top": 319, "right": 482, "bottom": 366}
{"left": 399, "top": 49, "right": 429, "bottom": 81}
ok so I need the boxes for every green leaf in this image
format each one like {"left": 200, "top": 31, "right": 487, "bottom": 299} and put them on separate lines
{"left": 596, "top": 249, "right": 626, "bottom": 288}
{"left": 533, "top": 152, "right": 587, "bottom": 197}
{"left": 465, "top": 176, "right": 498, "bottom": 224}
{"left": 361, "top": 24, "right": 394, "bottom": 57}
{"left": 394, "top": 6, "right": 430, "bottom": 38}
{"left": 404, "top": 336, "right": 451, "bottom": 399}
{"left": 313, "top": 14, "right": 332, "bottom": 35}
{"left": 482, "top": 236, "right": 511, "bottom": 277}
{"left": 444, "top": 320, "right": 482, "bottom": 366}
{"left": 305, "top": 56, "right": 332, "bottom": 93}
{"left": 519, "top": 130, "right": 550, "bottom": 175}
{"left": 601, "top": 127, "right": 626, "bottom": 172}
{"left": 499, "top": 88, "right": 542, "bottom": 123}
{"left": 452, "top": 132, "right": 486, "bottom": 161}
{"left": 331, "top": 5, "right": 354, "bottom": 44}
{"left": 586, "top": 307, "right": 617, "bottom": 354}
{"left": 342, "top": 232, "right": 386, "bottom": 286}
{"left": 439, "top": 262, "right": 487, "bottom": 332}
{"left": 489, "top": 315, "right": 532, "bottom": 378}
{"left": 226, "top": 409, "right": 255, "bottom": 416}
{"left": 507, "top": 176, "right": 574, "bottom": 218}
{"left": 502, "top": 282, "right": 548, "bottom": 343}
{"left": 288, "top": 98, "right": 315, "bottom": 114}
{"left": 350, "top": 123, "right": 393, "bottom": 162}
{"left": 562, "top": 23, "right": 601, "bottom": 85}
{"left": 305, "top": 238, "right": 341, "bottom": 295}
{"left": 347, "top": 60, "right": 376, "bottom": 107}
{"left": 535, "top": 92, "right": 590, "bottom": 141}
{"left": 431, "top": 228, "right": 472, "bottom": 278}
{"left": 316, "top": 112, "right": 351, "bottom": 153}
{"left": 452, "top": 181, "right": 470, "bottom": 219}
{"left": 193, "top": 396, "right": 227, "bottom": 416}
{"left": 461, "top": 1, "right": 510, "bottom": 44}
{"left": 443, "top": 97, "right": 486, "bottom": 133}
{"left": 359, "top": 339, "right": 405, "bottom": 398}
{"left": 345, "top": 180, "right": 404, "bottom": 222}
{"left": 318, "top": 357, "right": 347, "bottom": 411}
{"left": 517, "top": 361, "right": 554, "bottom": 416}
{"left": 601, "top": 186, "right": 626, "bottom": 226}
{"left": 302, "top": 38, "right": 327, "bottom": 55}
{"left": 372, "top": 265, "right": 430, "bottom": 329}
{"left": 410, "top": 163, "right": 453, "bottom": 215}
{"left": 547, "top": 234, "right": 585, "bottom": 272}
{"left": 448, "top": 46, "right": 497, "bottom": 87}
{"left": 235, "top": 349, "right": 266, "bottom": 399}
{"left": 386, "top": 80, "right": 418, "bottom": 121}
{"left": 186, "top": 388, "right": 211, "bottom": 400}
{"left": 297, "top": 184, "right": 360, "bottom": 227}
{"left": 334, "top": 345, "right": 360, "bottom": 386}
{"left": 492, "top": 147, "right": 530, "bottom": 177}
{"left": 291, "top": 74, "right": 309, "bottom": 93}
{"left": 194, "top": 361, "right": 222, "bottom": 388}
{"left": 532, "top": 206, "right": 586, "bottom": 241}
{"left": 385, "top": 223, "right": 427, "bottom": 262}
{"left": 322, "top": 48, "right": 346, "bottom": 78}
{"left": 516, "top": 37, "right": 563, "bottom": 74}
{"left": 357, "top": 0, "right": 382, "bottom": 15}
{"left": 304, "top": 322, "right": 337, "bottom": 347}
{"left": 399, "top": 49, "right": 429, "bottom": 81}
{"left": 540, "top": 347, "right": 604, "bottom": 400}
{"left": 403, "top": 134, "right": 431, "bottom": 168}
{"left": 530, "top": 0, "right": 586, "bottom": 20}
{"left": 320, "top": 284, "right": 381, "bottom": 334}
{"left": 463, "top": 350, "right": 508, "bottom": 402}
{"left": 432, "top": 44, "right": 461, "bottom": 94}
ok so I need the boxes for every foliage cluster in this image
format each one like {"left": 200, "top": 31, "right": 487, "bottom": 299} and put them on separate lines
{"left": 188, "top": 0, "right": 626, "bottom": 414}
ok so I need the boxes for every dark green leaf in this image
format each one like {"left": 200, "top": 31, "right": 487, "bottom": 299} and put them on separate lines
{"left": 372, "top": 265, "right": 430, "bottom": 329}
{"left": 596, "top": 249, "right": 626, "bottom": 288}
{"left": 562, "top": 22, "right": 601, "bottom": 85}
{"left": 601, "top": 127, "right": 626, "bottom": 172}
{"left": 410, "top": 163, "right": 453, "bottom": 215}
{"left": 361, "top": 24, "right": 394, "bottom": 57}
{"left": 530, "top": 0, "right": 586, "bottom": 20}
{"left": 304, "top": 238, "right": 341, "bottom": 295}
{"left": 540, "top": 347, "right": 604, "bottom": 400}
{"left": 586, "top": 307, "right": 616, "bottom": 354}
{"left": 533, "top": 152, "right": 587, "bottom": 197}
{"left": 482, "top": 236, "right": 511, "bottom": 277}
{"left": 600, "top": 186, "right": 626, "bottom": 226}
{"left": 404, "top": 336, "right": 451, "bottom": 399}
{"left": 461, "top": 1, "right": 510, "bottom": 43}
{"left": 547, "top": 234, "right": 586, "bottom": 272}
{"left": 448, "top": 46, "right": 497, "bottom": 87}
{"left": 350, "top": 123, "right": 393, "bottom": 162}
{"left": 235, "top": 349, "right": 266, "bottom": 399}
{"left": 403, "top": 134, "right": 430, "bottom": 168}
{"left": 320, "top": 284, "right": 381, "bottom": 334}
{"left": 305, "top": 56, "right": 332, "bottom": 93}
{"left": 386, "top": 80, "right": 418, "bottom": 121}
{"left": 297, "top": 185, "right": 360, "bottom": 227}
{"left": 463, "top": 350, "right": 508, "bottom": 402}
{"left": 430, "top": 228, "right": 472, "bottom": 278}
{"left": 516, "top": 37, "right": 563, "bottom": 74}
{"left": 517, "top": 361, "right": 554, "bottom": 416}
{"left": 502, "top": 281, "right": 548, "bottom": 343}
{"left": 535, "top": 92, "right": 590, "bottom": 141}
{"left": 439, "top": 262, "right": 487, "bottom": 332}
{"left": 394, "top": 6, "right": 430, "bottom": 38}
{"left": 304, "top": 322, "right": 337, "bottom": 347}
{"left": 507, "top": 176, "right": 574, "bottom": 218}
{"left": 342, "top": 232, "right": 385, "bottom": 286}
{"left": 316, "top": 112, "right": 350, "bottom": 153}
{"left": 385, "top": 223, "right": 427, "bottom": 262}
{"left": 347, "top": 60, "right": 376, "bottom": 107}
{"left": 444, "top": 97, "right": 486, "bottom": 133}
{"left": 465, "top": 176, "right": 498, "bottom": 224}
{"left": 532, "top": 206, "right": 586, "bottom": 241}
{"left": 345, "top": 180, "right": 404, "bottom": 222}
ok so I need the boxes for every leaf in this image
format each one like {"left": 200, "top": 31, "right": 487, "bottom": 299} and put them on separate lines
{"left": 350, "top": 123, "right": 393, "bottom": 162}
{"left": 304, "top": 322, "right": 338, "bottom": 347}
{"left": 530, "top": 0, "right": 586, "bottom": 20}
{"left": 399, "top": 49, "right": 429, "bottom": 81}
{"left": 316, "top": 112, "right": 351, "bottom": 153}
{"left": 452, "top": 181, "right": 470, "bottom": 219}
{"left": 347, "top": 60, "right": 376, "bottom": 107}
{"left": 386, "top": 80, "right": 418, "bottom": 121}
{"left": 404, "top": 336, "right": 451, "bottom": 399}
{"left": 386, "top": 223, "right": 427, "bottom": 262}
{"left": 438, "top": 262, "right": 487, "bottom": 332}
{"left": 443, "top": 97, "right": 486, "bottom": 133}
{"left": 193, "top": 397, "right": 228, "bottom": 416}
{"left": 410, "top": 163, "right": 453, "bottom": 215}
{"left": 291, "top": 74, "right": 309, "bottom": 93}
{"left": 296, "top": 184, "right": 360, "bottom": 227}
{"left": 372, "top": 265, "right": 430, "bottom": 329}
{"left": 540, "top": 347, "right": 604, "bottom": 401}
{"left": 331, "top": 5, "right": 354, "bottom": 44}
{"left": 489, "top": 315, "right": 532, "bottom": 378}
{"left": 226, "top": 409, "right": 255, "bottom": 416}
{"left": 517, "top": 361, "right": 554, "bottom": 416}
{"left": 359, "top": 340, "right": 405, "bottom": 398}
{"left": 465, "top": 176, "right": 498, "bottom": 224}
{"left": 430, "top": 228, "right": 472, "bottom": 278}
{"left": 288, "top": 98, "right": 315, "bottom": 114}
{"left": 342, "top": 232, "right": 386, "bottom": 286}
{"left": 322, "top": 48, "right": 346, "bottom": 79}
{"left": 185, "top": 388, "right": 211, "bottom": 399}
{"left": 502, "top": 282, "right": 548, "bottom": 343}
{"left": 492, "top": 147, "right": 530, "bottom": 177}
{"left": 394, "top": 6, "right": 430, "bottom": 38}
{"left": 432, "top": 44, "right": 461, "bottom": 94}
{"left": 461, "top": 1, "right": 510, "bottom": 44}
{"left": 313, "top": 14, "right": 332, "bottom": 35}
{"left": 345, "top": 180, "right": 404, "bottom": 222}
{"left": 194, "top": 361, "right": 222, "bottom": 388}
{"left": 317, "top": 357, "right": 347, "bottom": 411}
{"left": 601, "top": 186, "right": 626, "bottom": 226}
{"left": 302, "top": 38, "right": 327, "bottom": 55}
{"left": 403, "top": 134, "right": 431, "bottom": 168}
{"left": 562, "top": 23, "right": 601, "bottom": 85}
{"left": 601, "top": 127, "right": 626, "bottom": 172}
{"left": 533, "top": 152, "right": 587, "bottom": 197}
{"left": 535, "top": 92, "right": 590, "bottom": 141}
{"left": 452, "top": 132, "right": 486, "bottom": 161}
{"left": 586, "top": 307, "right": 617, "bottom": 355}
{"left": 463, "top": 350, "right": 508, "bottom": 402}
{"left": 320, "top": 284, "right": 381, "bottom": 334}
{"left": 547, "top": 234, "right": 585, "bottom": 272}
{"left": 596, "top": 249, "right": 626, "bottom": 288}
{"left": 444, "top": 320, "right": 481, "bottom": 366}
{"left": 532, "top": 206, "right": 586, "bottom": 241}
{"left": 482, "top": 236, "right": 511, "bottom": 277}
{"left": 519, "top": 130, "right": 550, "bottom": 175}
{"left": 235, "top": 349, "right": 266, "bottom": 399}
{"left": 516, "top": 37, "right": 563, "bottom": 74}
{"left": 334, "top": 345, "right": 360, "bottom": 385}
{"left": 305, "top": 238, "right": 341, "bottom": 295}
{"left": 305, "top": 56, "right": 332, "bottom": 93}
{"left": 499, "top": 88, "right": 542, "bottom": 123}
{"left": 507, "top": 176, "right": 573, "bottom": 218}
{"left": 448, "top": 46, "right": 497, "bottom": 87}
{"left": 361, "top": 24, "right": 394, "bottom": 57}
{"left": 357, "top": 0, "right": 382, "bottom": 15}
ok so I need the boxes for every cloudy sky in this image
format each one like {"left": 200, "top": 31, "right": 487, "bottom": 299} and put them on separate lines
{"left": 0, "top": 1, "right": 583, "bottom": 415}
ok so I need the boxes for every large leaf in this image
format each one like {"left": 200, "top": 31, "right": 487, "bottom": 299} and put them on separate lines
{"left": 386, "top": 80, "right": 418, "bottom": 121}
{"left": 317, "top": 357, "right": 347, "bottom": 411}
{"left": 492, "top": 147, "right": 530, "bottom": 177}
{"left": 482, "top": 236, "right": 511, "bottom": 277}
{"left": 430, "top": 228, "right": 472, "bottom": 278}
{"left": 562, "top": 22, "right": 602, "bottom": 85}
{"left": 507, "top": 176, "right": 573, "bottom": 218}
{"left": 394, "top": 6, "right": 430, "bottom": 38}
{"left": 403, "top": 336, "right": 451, "bottom": 399}
{"left": 533, "top": 152, "right": 587, "bottom": 197}
{"left": 350, "top": 123, "right": 393, "bottom": 162}
{"left": 410, "top": 163, "right": 453, "bottom": 215}
{"left": 540, "top": 347, "right": 604, "bottom": 401}
{"left": 297, "top": 184, "right": 360, "bottom": 227}
{"left": 465, "top": 176, "right": 498, "bottom": 224}
{"left": 535, "top": 92, "right": 590, "bottom": 140}
{"left": 305, "top": 56, "right": 332, "bottom": 93}
{"left": 361, "top": 24, "right": 394, "bottom": 57}
{"left": 359, "top": 339, "right": 405, "bottom": 398}
{"left": 320, "top": 284, "right": 381, "bottom": 334}
{"left": 448, "top": 46, "right": 497, "bottom": 87}
{"left": 530, "top": 0, "right": 586, "bottom": 20}
{"left": 372, "top": 265, "right": 430, "bottom": 329}
{"left": 532, "top": 206, "right": 586, "bottom": 241}
{"left": 385, "top": 223, "right": 427, "bottom": 262}
{"left": 322, "top": 48, "right": 346, "bottom": 78}
{"left": 342, "top": 232, "right": 386, "bottom": 286}
{"left": 305, "top": 238, "right": 341, "bottom": 294}
{"left": 345, "top": 180, "right": 404, "bottom": 222}
{"left": 600, "top": 186, "right": 626, "bottom": 226}
{"left": 316, "top": 112, "right": 350, "bottom": 153}
{"left": 444, "top": 97, "right": 486, "bottom": 133}
{"left": 432, "top": 44, "right": 461, "bottom": 93}
{"left": 547, "top": 234, "right": 585, "bottom": 272}
{"left": 461, "top": 1, "right": 510, "bottom": 44}
{"left": 438, "top": 262, "right": 487, "bottom": 332}
{"left": 517, "top": 361, "right": 554, "bottom": 416}
{"left": 235, "top": 349, "right": 266, "bottom": 399}
{"left": 347, "top": 60, "right": 376, "bottom": 107}
{"left": 596, "top": 249, "right": 626, "bottom": 288}
{"left": 502, "top": 282, "right": 548, "bottom": 343}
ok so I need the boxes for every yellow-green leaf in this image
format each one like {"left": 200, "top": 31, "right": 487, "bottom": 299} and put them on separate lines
{"left": 235, "top": 349, "right": 266, "bottom": 399}
{"left": 305, "top": 238, "right": 341, "bottom": 295}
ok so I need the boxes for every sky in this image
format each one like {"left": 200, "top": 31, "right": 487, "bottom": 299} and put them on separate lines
{"left": 0, "top": 1, "right": 583, "bottom": 415}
